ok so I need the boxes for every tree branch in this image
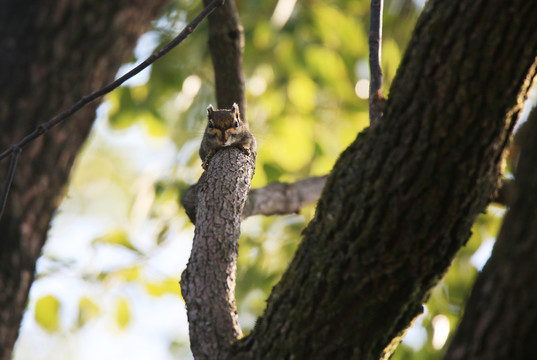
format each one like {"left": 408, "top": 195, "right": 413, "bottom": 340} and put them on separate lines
{"left": 369, "top": 0, "right": 385, "bottom": 124}
{"left": 182, "top": 175, "right": 327, "bottom": 224}
{"left": 203, "top": 0, "right": 246, "bottom": 119}
{"left": 243, "top": 176, "right": 327, "bottom": 217}
{"left": 0, "top": 0, "right": 224, "bottom": 222}
{"left": 180, "top": 148, "right": 255, "bottom": 359}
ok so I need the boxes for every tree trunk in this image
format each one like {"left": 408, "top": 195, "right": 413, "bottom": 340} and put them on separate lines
{"left": 0, "top": 1, "right": 168, "bottom": 358}
{"left": 226, "top": 0, "right": 537, "bottom": 358}
{"left": 444, "top": 106, "right": 537, "bottom": 360}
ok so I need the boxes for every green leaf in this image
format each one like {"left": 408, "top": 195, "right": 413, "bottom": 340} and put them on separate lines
{"left": 77, "top": 297, "right": 100, "bottom": 328}
{"left": 312, "top": 2, "right": 368, "bottom": 56}
{"left": 115, "top": 266, "right": 141, "bottom": 282}
{"left": 35, "top": 295, "right": 61, "bottom": 333}
{"left": 252, "top": 22, "right": 276, "bottom": 50}
{"left": 92, "top": 230, "right": 140, "bottom": 253}
{"left": 116, "top": 298, "right": 131, "bottom": 329}
{"left": 142, "top": 113, "right": 168, "bottom": 137}
{"left": 144, "top": 278, "right": 181, "bottom": 297}
{"left": 287, "top": 74, "right": 317, "bottom": 113}
{"left": 267, "top": 116, "right": 315, "bottom": 172}
{"left": 305, "top": 45, "right": 348, "bottom": 83}
{"left": 130, "top": 84, "right": 149, "bottom": 102}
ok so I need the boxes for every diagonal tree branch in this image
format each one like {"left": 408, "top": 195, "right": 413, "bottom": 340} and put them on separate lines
{"left": 0, "top": 0, "right": 225, "bottom": 221}
{"left": 229, "top": 0, "right": 537, "bottom": 358}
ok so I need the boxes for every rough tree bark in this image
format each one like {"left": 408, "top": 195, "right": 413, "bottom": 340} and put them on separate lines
{"left": 444, "top": 106, "right": 537, "bottom": 360}
{"left": 180, "top": 148, "right": 255, "bottom": 359}
{"left": 0, "top": 1, "right": 168, "bottom": 359}
{"left": 223, "top": 0, "right": 537, "bottom": 358}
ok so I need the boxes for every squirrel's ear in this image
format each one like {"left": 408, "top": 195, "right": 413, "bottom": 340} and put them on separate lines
{"left": 231, "top": 103, "right": 240, "bottom": 116}
{"left": 207, "top": 104, "right": 214, "bottom": 118}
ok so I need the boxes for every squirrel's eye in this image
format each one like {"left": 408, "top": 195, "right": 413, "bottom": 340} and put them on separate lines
{"left": 234, "top": 120, "right": 239, "bottom": 128}
{"left": 208, "top": 120, "right": 214, "bottom": 129}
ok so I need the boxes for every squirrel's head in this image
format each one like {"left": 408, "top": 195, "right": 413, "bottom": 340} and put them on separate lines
{"left": 205, "top": 103, "right": 244, "bottom": 146}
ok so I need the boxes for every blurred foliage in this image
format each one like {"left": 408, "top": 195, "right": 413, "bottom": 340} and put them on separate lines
{"left": 17, "top": 0, "right": 512, "bottom": 359}
{"left": 116, "top": 297, "right": 131, "bottom": 329}
{"left": 35, "top": 295, "right": 61, "bottom": 333}
{"left": 92, "top": 230, "right": 141, "bottom": 253}
{"left": 78, "top": 297, "right": 100, "bottom": 328}
{"left": 106, "top": 0, "right": 421, "bottom": 186}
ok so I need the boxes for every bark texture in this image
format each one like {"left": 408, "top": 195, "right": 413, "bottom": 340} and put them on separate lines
{"left": 180, "top": 148, "right": 255, "bottom": 359}
{"left": 0, "top": 1, "right": 168, "bottom": 358}
{"left": 444, "top": 106, "right": 537, "bottom": 360}
{"left": 228, "top": 0, "right": 537, "bottom": 358}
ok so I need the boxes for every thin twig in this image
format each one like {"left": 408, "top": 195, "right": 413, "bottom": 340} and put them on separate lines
{"left": 369, "top": 0, "right": 385, "bottom": 124}
{"left": 0, "top": 148, "right": 21, "bottom": 220}
{"left": 0, "top": 0, "right": 224, "bottom": 220}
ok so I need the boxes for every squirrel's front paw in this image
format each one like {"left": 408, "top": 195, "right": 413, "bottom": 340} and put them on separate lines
{"left": 201, "top": 156, "right": 211, "bottom": 170}
{"left": 237, "top": 146, "right": 252, "bottom": 157}
{"left": 201, "top": 150, "right": 216, "bottom": 171}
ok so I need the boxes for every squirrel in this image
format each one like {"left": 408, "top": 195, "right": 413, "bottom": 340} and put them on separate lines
{"left": 199, "top": 103, "right": 257, "bottom": 170}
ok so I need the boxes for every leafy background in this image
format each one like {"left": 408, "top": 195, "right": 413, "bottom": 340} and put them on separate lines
{"left": 12, "top": 0, "right": 510, "bottom": 359}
